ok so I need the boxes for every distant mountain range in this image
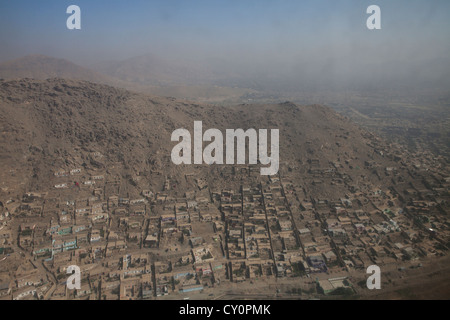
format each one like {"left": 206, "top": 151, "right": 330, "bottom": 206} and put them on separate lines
{"left": 0, "top": 54, "right": 111, "bottom": 83}
{"left": 0, "top": 54, "right": 258, "bottom": 103}
{"left": 1, "top": 53, "right": 448, "bottom": 105}
{"left": 92, "top": 53, "right": 216, "bottom": 86}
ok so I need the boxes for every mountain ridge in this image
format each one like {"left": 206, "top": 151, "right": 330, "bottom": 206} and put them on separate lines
{"left": 0, "top": 77, "right": 397, "bottom": 200}
{"left": 0, "top": 54, "right": 258, "bottom": 103}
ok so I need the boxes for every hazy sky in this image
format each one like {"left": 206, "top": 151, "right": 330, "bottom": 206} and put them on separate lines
{"left": 1, "top": 0, "right": 449, "bottom": 90}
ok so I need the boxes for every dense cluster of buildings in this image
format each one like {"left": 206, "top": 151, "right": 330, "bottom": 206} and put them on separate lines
{"left": 0, "top": 134, "right": 449, "bottom": 300}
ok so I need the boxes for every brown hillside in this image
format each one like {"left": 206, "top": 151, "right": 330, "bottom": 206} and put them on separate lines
{"left": 0, "top": 78, "right": 395, "bottom": 198}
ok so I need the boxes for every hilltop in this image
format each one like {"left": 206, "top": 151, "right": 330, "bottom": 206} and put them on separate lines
{"left": 0, "top": 78, "right": 396, "bottom": 198}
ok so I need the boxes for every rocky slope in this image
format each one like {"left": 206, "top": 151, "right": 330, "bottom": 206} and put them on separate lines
{"left": 0, "top": 78, "right": 395, "bottom": 198}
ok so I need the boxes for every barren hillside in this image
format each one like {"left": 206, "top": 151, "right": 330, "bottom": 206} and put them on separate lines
{"left": 0, "top": 78, "right": 395, "bottom": 198}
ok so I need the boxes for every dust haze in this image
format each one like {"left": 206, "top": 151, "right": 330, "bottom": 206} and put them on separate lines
{"left": 1, "top": 1, "right": 449, "bottom": 94}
